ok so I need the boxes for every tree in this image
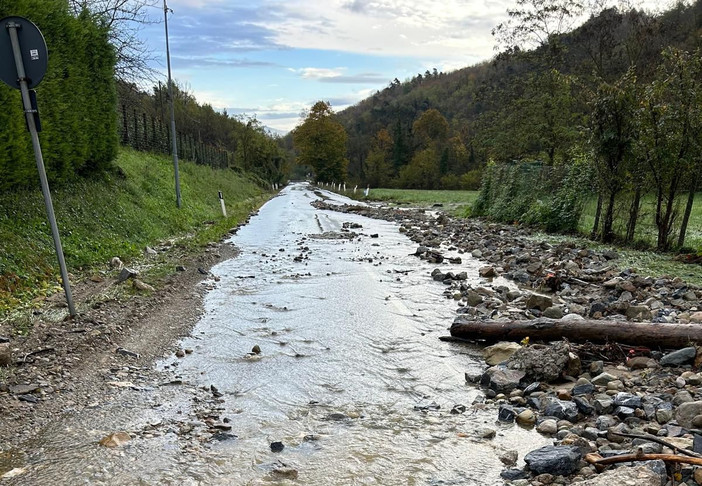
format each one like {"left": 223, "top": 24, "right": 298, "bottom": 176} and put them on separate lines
{"left": 589, "top": 69, "right": 638, "bottom": 243}
{"left": 637, "top": 48, "right": 702, "bottom": 250}
{"left": 412, "top": 109, "right": 449, "bottom": 148}
{"left": 293, "top": 101, "right": 348, "bottom": 183}
{"left": 68, "top": 0, "right": 158, "bottom": 83}
{"left": 363, "top": 129, "right": 393, "bottom": 187}
{"left": 492, "top": 0, "right": 585, "bottom": 62}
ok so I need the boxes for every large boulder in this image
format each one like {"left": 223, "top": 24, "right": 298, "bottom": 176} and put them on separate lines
{"left": 524, "top": 445, "right": 582, "bottom": 476}
{"left": 507, "top": 341, "right": 575, "bottom": 382}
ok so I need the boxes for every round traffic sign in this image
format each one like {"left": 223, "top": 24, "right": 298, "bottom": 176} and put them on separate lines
{"left": 0, "top": 16, "right": 48, "bottom": 90}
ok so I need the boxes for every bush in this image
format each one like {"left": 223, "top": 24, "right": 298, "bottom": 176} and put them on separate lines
{"left": 474, "top": 153, "right": 593, "bottom": 231}
{"left": 0, "top": 0, "right": 118, "bottom": 190}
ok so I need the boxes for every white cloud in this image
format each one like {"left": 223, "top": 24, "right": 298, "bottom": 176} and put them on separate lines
{"left": 251, "top": 0, "right": 504, "bottom": 61}
{"left": 297, "top": 67, "right": 346, "bottom": 79}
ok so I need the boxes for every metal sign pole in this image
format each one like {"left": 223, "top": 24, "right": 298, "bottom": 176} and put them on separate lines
{"left": 164, "top": 0, "right": 181, "bottom": 208}
{"left": 6, "top": 21, "right": 76, "bottom": 316}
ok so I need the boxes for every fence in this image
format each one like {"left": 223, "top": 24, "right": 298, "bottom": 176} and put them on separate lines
{"left": 118, "top": 105, "right": 232, "bottom": 170}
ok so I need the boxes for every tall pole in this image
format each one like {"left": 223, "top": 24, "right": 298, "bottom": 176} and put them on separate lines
{"left": 6, "top": 21, "right": 76, "bottom": 316}
{"left": 164, "top": 0, "right": 181, "bottom": 208}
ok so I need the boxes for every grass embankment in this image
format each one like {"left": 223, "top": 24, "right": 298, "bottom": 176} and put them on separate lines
{"left": 359, "top": 188, "right": 702, "bottom": 287}
{"left": 0, "top": 148, "right": 270, "bottom": 316}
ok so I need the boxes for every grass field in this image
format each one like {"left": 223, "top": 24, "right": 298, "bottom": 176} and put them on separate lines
{"left": 359, "top": 188, "right": 479, "bottom": 214}
{"left": 357, "top": 187, "right": 702, "bottom": 285}
{"left": 0, "top": 148, "right": 270, "bottom": 316}
{"left": 578, "top": 194, "right": 702, "bottom": 252}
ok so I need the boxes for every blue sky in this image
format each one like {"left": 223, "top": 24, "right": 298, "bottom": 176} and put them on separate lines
{"left": 139, "top": 0, "right": 663, "bottom": 134}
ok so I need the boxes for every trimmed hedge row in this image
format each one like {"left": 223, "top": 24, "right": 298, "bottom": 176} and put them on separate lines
{"left": 0, "top": 0, "right": 118, "bottom": 190}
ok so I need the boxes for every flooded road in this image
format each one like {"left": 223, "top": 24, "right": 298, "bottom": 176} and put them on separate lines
{"left": 3, "top": 183, "right": 547, "bottom": 485}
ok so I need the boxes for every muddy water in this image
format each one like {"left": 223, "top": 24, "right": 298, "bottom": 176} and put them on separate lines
{"left": 2, "top": 183, "right": 548, "bottom": 485}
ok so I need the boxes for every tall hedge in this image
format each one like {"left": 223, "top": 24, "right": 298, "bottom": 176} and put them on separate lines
{"left": 0, "top": 0, "right": 118, "bottom": 190}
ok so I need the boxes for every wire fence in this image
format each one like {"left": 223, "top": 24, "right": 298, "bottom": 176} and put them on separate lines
{"left": 118, "top": 104, "right": 232, "bottom": 170}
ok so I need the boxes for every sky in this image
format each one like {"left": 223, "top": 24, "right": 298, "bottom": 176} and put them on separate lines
{"left": 139, "top": 0, "right": 664, "bottom": 135}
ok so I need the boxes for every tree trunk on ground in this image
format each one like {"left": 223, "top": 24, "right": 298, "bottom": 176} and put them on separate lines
{"left": 450, "top": 317, "right": 702, "bottom": 348}
{"left": 678, "top": 174, "right": 699, "bottom": 248}
{"left": 625, "top": 186, "right": 642, "bottom": 243}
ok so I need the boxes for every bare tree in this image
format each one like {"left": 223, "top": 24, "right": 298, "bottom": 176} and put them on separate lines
{"left": 68, "top": 0, "right": 159, "bottom": 83}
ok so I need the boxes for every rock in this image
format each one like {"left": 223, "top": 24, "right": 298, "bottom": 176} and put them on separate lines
{"left": 536, "top": 419, "right": 558, "bottom": 435}
{"left": 524, "top": 445, "right": 582, "bottom": 476}
{"left": 465, "top": 290, "right": 484, "bottom": 306}
{"left": 132, "top": 279, "right": 155, "bottom": 292}
{"left": 543, "top": 398, "right": 579, "bottom": 422}
{"left": 110, "top": 257, "right": 123, "bottom": 268}
{"left": 498, "top": 404, "right": 519, "bottom": 422}
{"left": 573, "top": 383, "right": 595, "bottom": 396}
{"left": 542, "top": 307, "right": 564, "bottom": 319}
{"left": 144, "top": 246, "right": 158, "bottom": 256}
{"left": 525, "top": 294, "right": 553, "bottom": 311}
{"left": 626, "top": 305, "right": 652, "bottom": 321}
{"left": 690, "top": 311, "right": 702, "bottom": 323}
{"left": 562, "top": 313, "right": 584, "bottom": 321}
{"left": 9, "top": 384, "right": 40, "bottom": 395}
{"left": 98, "top": 432, "right": 131, "bottom": 448}
{"left": 676, "top": 401, "right": 702, "bottom": 429}
{"left": 660, "top": 347, "right": 697, "bottom": 366}
{"left": 0, "top": 343, "right": 11, "bottom": 367}
{"left": 613, "top": 392, "right": 643, "bottom": 409}
{"left": 626, "top": 356, "right": 657, "bottom": 370}
{"left": 602, "top": 250, "right": 619, "bottom": 261}
{"left": 270, "top": 441, "right": 284, "bottom": 452}
{"left": 507, "top": 341, "right": 572, "bottom": 382}
{"left": 483, "top": 342, "right": 521, "bottom": 366}
{"left": 175, "top": 349, "right": 185, "bottom": 358}
{"left": 500, "top": 450, "right": 519, "bottom": 466}
{"left": 500, "top": 468, "right": 528, "bottom": 480}
{"left": 656, "top": 409, "right": 673, "bottom": 424}
{"left": 478, "top": 428, "right": 496, "bottom": 439}
{"left": 517, "top": 409, "right": 536, "bottom": 426}
{"left": 252, "top": 345, "right": 261, "bottom": 355}
{"left": 117, "top": 267, "right": 138, "bottom": 283}
{"left": 578, "top": 464, "right": 663, "bottom": 486}
{"left": 573, "top": 397, "right": 595, "bottom": 415}
{"left": 591, "top": 372, "right": 617, "bottom": 386}
{"left": 480, "top": 366, "right": 526, "bottom": 393}
{"left": 590, "top": 360, "right": 604, "bottom": 375}
{"left": 479, "top": 266, "right": 496, "bottom": 278}
{"left": 176, "top": 265, "right": 187, "bottom": 272}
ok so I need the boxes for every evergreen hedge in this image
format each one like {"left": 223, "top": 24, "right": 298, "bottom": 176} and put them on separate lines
{"left": 0, "top": 0, "right": 118, "bottom": 190}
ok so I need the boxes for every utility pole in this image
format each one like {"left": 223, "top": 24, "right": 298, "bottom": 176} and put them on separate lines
{"left": 164, "top": 0, "right": 181, "bottom": 208}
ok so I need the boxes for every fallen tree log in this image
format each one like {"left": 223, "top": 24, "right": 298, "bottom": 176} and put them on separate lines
{"left": 585, "top": 451, "right": 702, "bottom": 468}
{"left": 450, "top": 317, "right": 702, "bottom": 348}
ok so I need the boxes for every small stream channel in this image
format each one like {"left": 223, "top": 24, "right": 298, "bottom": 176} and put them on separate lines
{"left": 2, "top": 183, "right": 548, "bottom": 485}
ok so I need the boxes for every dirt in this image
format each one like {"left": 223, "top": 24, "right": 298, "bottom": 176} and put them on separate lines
{"left": 0, "top": 235, "right": 240, "bottom": 449}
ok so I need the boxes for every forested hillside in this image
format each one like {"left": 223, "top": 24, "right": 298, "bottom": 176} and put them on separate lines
{"left": 335, "top": 0, "right": 702, "bottom": 251}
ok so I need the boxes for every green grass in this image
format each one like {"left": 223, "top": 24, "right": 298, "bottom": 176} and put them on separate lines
{"left": 578, "top": 193, "right": 702, "bottom": 251}
{"left": 357, "top": 188, "right": 479, "bottom": 214}
{"left": 0, "top": 147, "right": 270, "bottom": 316}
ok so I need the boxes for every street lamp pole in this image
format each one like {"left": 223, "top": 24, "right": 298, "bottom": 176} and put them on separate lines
{"left": 164, "top": 0, "right": 181, "bottom": 208}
